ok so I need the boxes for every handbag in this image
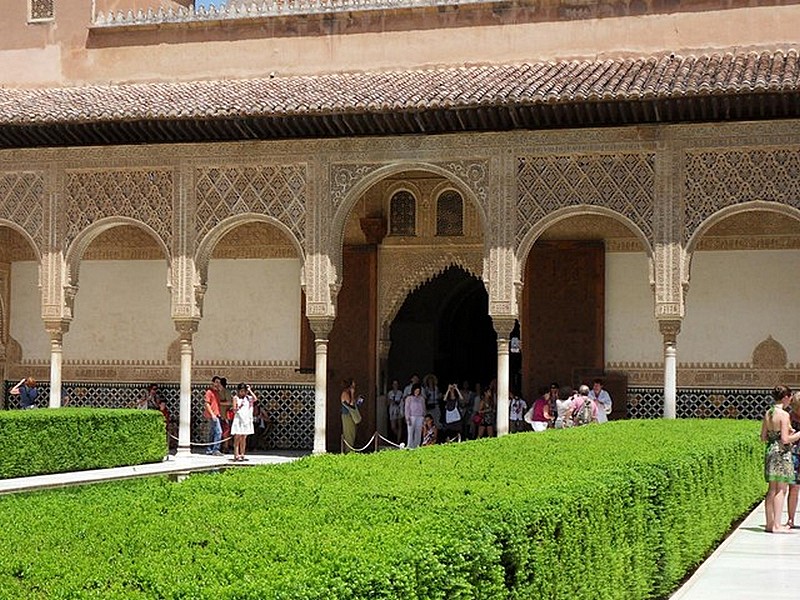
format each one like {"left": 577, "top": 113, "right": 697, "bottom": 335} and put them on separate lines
{"left": 346, "top": 405, "right": 362, "bottom": 425}
{"left": 445, "top": 405, "right": 461, "bottom": 424}
{"left": 472, "top": 412, "right": 483, "bottom": 426}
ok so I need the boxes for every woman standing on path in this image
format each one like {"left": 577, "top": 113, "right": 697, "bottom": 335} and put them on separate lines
{"left": 761, "top": 385, "right": 800, "bottom": 533}
{"left": 340, "top": 379, "right": 360, "bottom": 453}
{"left": 404, "top": 383, "right": 425, "bottom": 449}
{"left": 231, "top": 383, "right": 257, "bottom": 462}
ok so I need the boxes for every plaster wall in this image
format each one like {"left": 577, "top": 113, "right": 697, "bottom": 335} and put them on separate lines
{"left": 67, "top": 260, "right": 174, "bottom": 361}
{"left": 681, "top": 250, "right": 800, "bottom": 364}
{"left": 8, "top": 262, "right": 47, "bottom": 361}
{"left": 605, "top": 252, "right": 661, "bottom": 365}
{"left": 1, "top": 0, "right": 798, "bottom": 85}
{"left": 194, "top": 258, "right": 301, "bottom": 363}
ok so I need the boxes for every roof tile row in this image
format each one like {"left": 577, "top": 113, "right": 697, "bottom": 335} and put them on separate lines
{"left": 0, "top": 49, "right": 798, "bottom": 126}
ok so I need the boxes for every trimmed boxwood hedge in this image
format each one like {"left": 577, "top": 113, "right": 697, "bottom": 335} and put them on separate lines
{"left": 0, "top": 419, "right": 763, "bottom": 599}
{"left": 0, "top": 408, "right": 166, "bottom": 478}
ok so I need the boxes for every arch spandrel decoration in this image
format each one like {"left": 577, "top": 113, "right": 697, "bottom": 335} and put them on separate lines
{"left": 0, "top": 171, "right": 45, "bottom": 258}
{"left": 516, "top": 152, "right": 656, "bottom": 249}
{"left": 684, "top": 148, "right": 800, "bottom": 244}
{"left": 195, "top": 164, "right": 307, "bottom": 247}
{"left": 64, "top": 168, "right": 174, "bottom": 252}
{"left": 378, "top": 247, "right": 484, "bottom": 337}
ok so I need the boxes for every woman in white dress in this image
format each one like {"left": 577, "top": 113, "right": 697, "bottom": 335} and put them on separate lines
{"left": 231, "top": 383, "right": 257, "bottom": 461}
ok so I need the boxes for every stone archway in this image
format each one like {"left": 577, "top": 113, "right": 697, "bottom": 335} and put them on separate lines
{"left": 388, "top": 266, "right": 496, "bottom": 392}
{"left": 519, "top": 211, "right": 654, "bottom": 410}
{"left": 680, "top": 206, "right": 800, "bottom": 398}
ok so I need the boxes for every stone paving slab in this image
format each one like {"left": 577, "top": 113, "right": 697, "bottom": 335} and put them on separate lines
{"left": 671, "top": 501, "right": 799, "bottom": 600}
{"left": 0, "top": 451, "right": 304, "bottom": 495}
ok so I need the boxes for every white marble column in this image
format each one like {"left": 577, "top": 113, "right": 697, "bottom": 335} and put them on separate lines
{"left": 493, "top": 317, "right": 515, "bottom": 437}
{"left": 660, "top": 320, "right": 681, "bottom": 419}
{"left": 44, "top": 321, "right": 69, "bottom": 408}
{"left": 174, "top": 321, "right": 198, "bottom": 457}
{"left": 48, "top": 331, "right": 63, "bottom": 408}
{"left": 310, "top": 317, "right": 334, "bottom": 454}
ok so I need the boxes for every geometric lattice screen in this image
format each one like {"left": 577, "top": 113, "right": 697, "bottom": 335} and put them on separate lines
{"left": 627, "top": 387, "right": 773, "bottom": 420}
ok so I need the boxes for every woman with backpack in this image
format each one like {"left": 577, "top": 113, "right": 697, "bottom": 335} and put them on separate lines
{"left": 568, "top": 385, "right": 598, "bottom": 427}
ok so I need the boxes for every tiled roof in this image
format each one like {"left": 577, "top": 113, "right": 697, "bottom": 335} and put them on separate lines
{"left": 1, "top": 49, "right": 798, "bottom": 147}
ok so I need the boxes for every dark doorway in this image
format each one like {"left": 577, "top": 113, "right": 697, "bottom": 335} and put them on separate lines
{"left": 388, "top": 266, "right": 496, "bottom": 390}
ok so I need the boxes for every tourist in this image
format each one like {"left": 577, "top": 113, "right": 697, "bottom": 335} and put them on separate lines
{"left": 137, "top": 383, "right": 161, "bottom": 410}
{"left": 422, "top": 374, "right": 441, "bottom": 427}
{"left": 10, "top": 377, "right": 38, "bottom": 409}
{"left": 589, "top": 378, "right": 613, "bottom": 423}
{"left": 761, "top": 385, "right": 800, "bottom": 533}
{"left": 554, "top": 385, "right": 574, "bottom": 429}
{"left": 219, "top": 376, "right": 234, "bottom": 454}
{"left": 508, "top": 390, "right": 528, "bottom": 433}
{"left": 546, "top": 383, "right": 560, "bottom": 420}
{"left": 442, "top": 383, "right": 463, "bottom": 440}
{"left": 387, "top": 379, "right": 405, "bottom": 444}
{"left": 421, "top": 414, "right": 438, "bottom": 446}
{"left": 157, "top": 398, "right": 176, "bottom": 451}
{"left": 404, "top": 383, "right": 425, "bottom": 449}
{"left": 204, "top": 376, "right": 223, "bottom": 456}
{"left": 340, "top": 378, "right": 360, "bottom": 453}
{"left": 785, "top": 391, "right": 800, "bottom": 529}
{"left": 570, "top": 385, "right": 598, "bottom": 426}
{"left": 525, "top": 387, "right": 552, "bottom": 432}
{"left": 231, "top": 383, "right": 257, "bottom": 462}
{"left": 477, "top": 389, "right": 496, "bottom": 438}
{"left": 469, "top": 382, "right": 483, "bottom": 439}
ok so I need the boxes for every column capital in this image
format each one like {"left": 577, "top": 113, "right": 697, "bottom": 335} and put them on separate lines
{"left": 491, "top": 315, "right": 516, "bottom": 340}
{"left": 308, "top": 316, "right": 335, "bottom": 341}
{"left": 658, "top": 319, "right": 682, "bottom": 344}
{"left": 173, "top": 319, "right": 199, "bottom": 341}
{"left": 43, "top": 319, "right": 70, "bottom": 339}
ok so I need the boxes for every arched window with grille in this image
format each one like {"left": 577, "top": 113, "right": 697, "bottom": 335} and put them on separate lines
{"left": 389, "top": 190, "right": 416, "bottom": 236}
{"left": 436, "top": 190, "right": 463, "bottom": 236}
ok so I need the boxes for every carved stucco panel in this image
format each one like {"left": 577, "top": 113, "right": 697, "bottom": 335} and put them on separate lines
{"left": 378, "top": 246, "right": 483, "bottom": 335}
{"left": 684, "top": 147, "right": 800, "bottom": 243}
{"left": 65, "top": 168, "right": 174, "bottom": 251}
{"left": 329, "top": 159, "right": 490, "bottom": 216}
{"left": 195, "top": 164, "right": 307, "bottom": 248}
{"left": 516, "top": 152, "right": 655, "bottom": 248}
{"left": 0, "top": 171, "right": 45, "bottom": 255}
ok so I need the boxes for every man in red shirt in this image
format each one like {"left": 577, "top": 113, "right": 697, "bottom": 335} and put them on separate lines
{"left": 204, "top": 376, "right": 223, "bottom": 456}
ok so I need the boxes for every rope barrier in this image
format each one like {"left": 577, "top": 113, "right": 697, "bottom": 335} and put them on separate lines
{"left": 343, "top": 431, "right": 463, "bottom": 453}
{"left": 168, "top": 433, "right": 233, "bottom": 446}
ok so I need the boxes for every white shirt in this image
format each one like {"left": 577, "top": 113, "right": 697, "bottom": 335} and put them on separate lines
{"left": 589, "top": 389, "right": 612, "bottom": 423}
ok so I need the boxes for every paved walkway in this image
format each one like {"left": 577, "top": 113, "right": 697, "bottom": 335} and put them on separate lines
{"left": 0, "top": 451, "right": 305, "bottom": 495}
{"left": 671, "top": 501, "right": 800, "bottom": 600}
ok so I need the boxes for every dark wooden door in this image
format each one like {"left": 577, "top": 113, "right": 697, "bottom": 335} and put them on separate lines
{"left": 521, "top": 241, "right": 604, "bottom": 401}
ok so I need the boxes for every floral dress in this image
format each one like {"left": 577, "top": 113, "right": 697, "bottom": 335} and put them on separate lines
{"left": 765, "top": 408, "right": 795, "bottom": 483}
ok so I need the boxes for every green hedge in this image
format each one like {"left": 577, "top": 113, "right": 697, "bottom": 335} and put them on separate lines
{"left": 0, "top": 420, "right": 763, "bottom": 599}
{"left": 0, "top": 408, "right": 166, "bottom": 478}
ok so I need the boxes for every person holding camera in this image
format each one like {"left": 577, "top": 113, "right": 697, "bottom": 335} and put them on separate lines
{"left": 231, "top": 383, "right": 257, "bottom": 461}
{"left": 10, "top": 377, "right": 38, "bottom": 409}
{"left": 442, "top": 383, "right": 463, "bottom": 440}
